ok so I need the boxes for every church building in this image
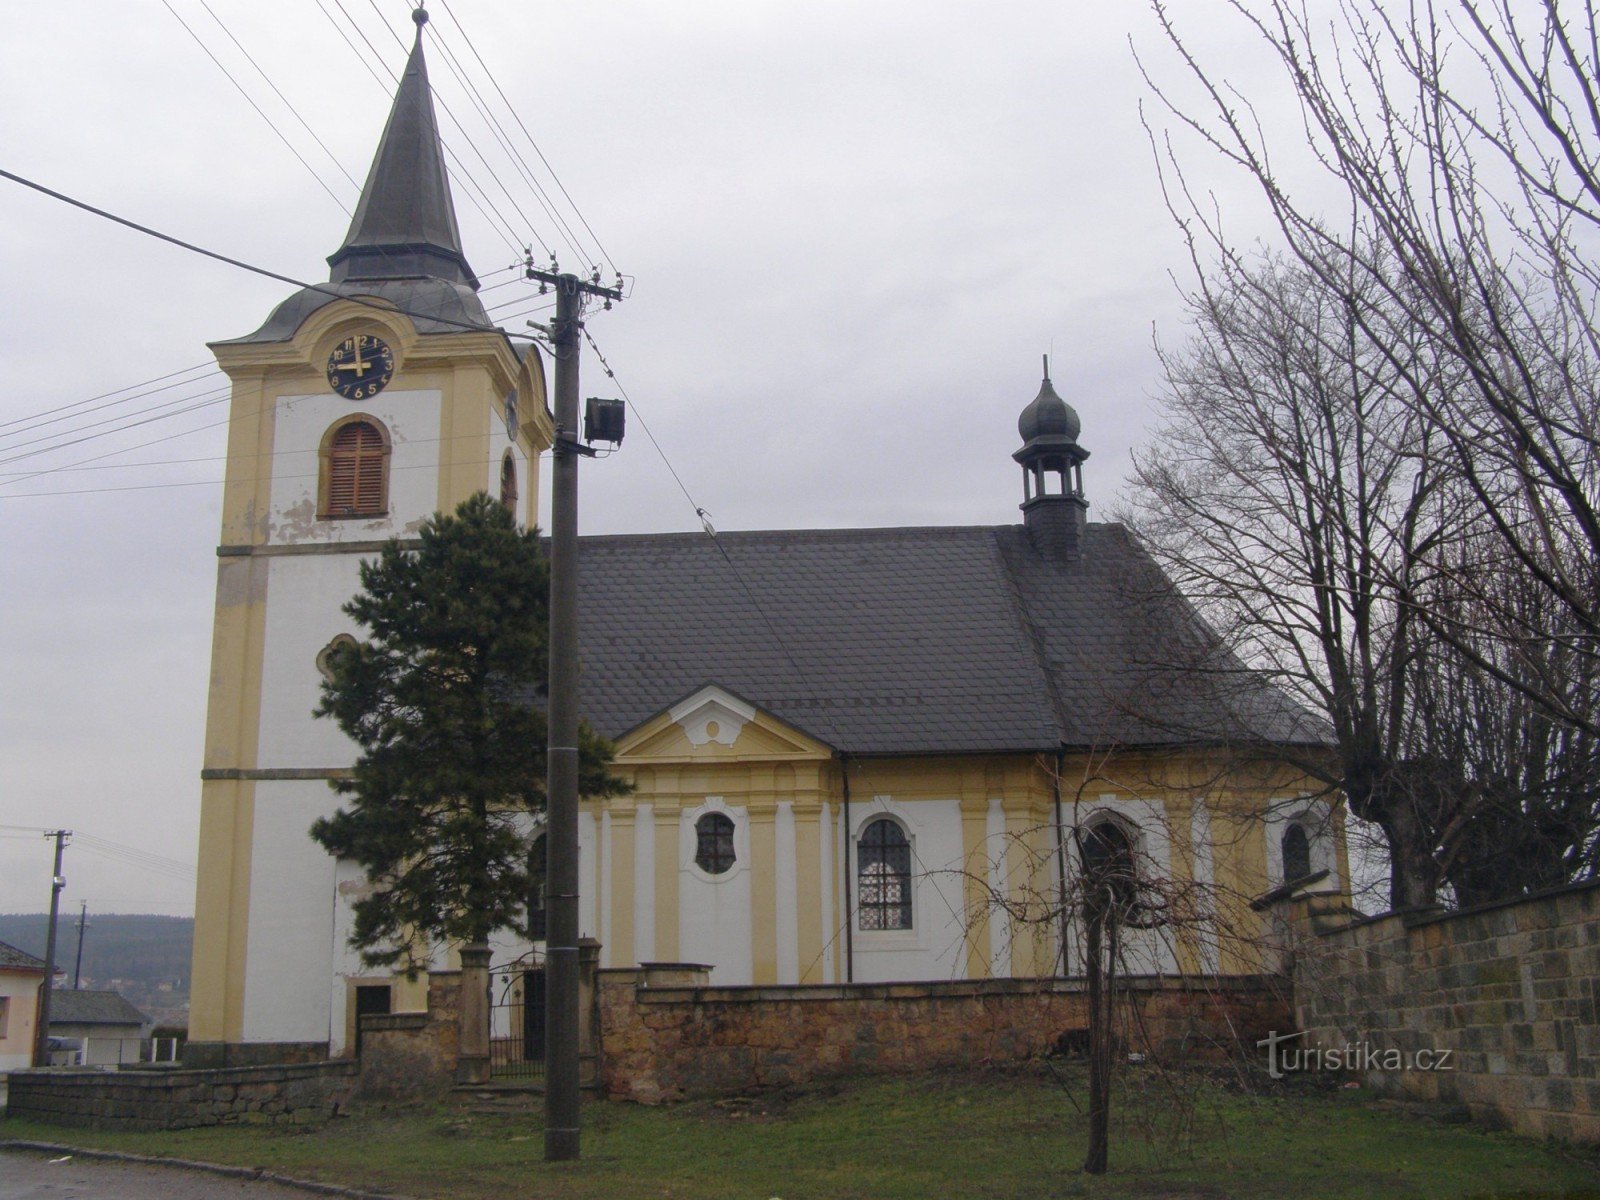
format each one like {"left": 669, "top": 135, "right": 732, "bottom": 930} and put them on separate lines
{"left": 187, "top": 15, "right": 1344, "bottom": 1064}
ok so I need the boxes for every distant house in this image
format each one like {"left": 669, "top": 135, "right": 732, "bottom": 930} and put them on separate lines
{"left": 0, "top": 940, "right": 45, "bottom": 1072}
{"left": 48, "top": 990, "right": 151, "bottom": 1066}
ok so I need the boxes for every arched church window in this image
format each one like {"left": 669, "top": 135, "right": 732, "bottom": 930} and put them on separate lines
{"left": 858, "top": 818, "right": 912, "bottom": 931}
{"left": 1080, "top": 818, "right": 1138, "bottom": 912}
{"left": 500, "top": 450, "right": 518, "bottom": 515}
{"left": 320, "top": 417, "right": 390, "bottom": 518}
{"left": 1282, "top": 822, "right": 1313, "bottom": 884}
{"left": 694, "top": 813, "right": 736, "bottom": 875}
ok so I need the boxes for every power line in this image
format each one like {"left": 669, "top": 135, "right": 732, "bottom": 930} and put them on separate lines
{"left": 0, "top": 166, "right": 538, "bottom": 341}
{"left": 424, "top": 20, "right": 594, "bottom": 271}
{"left": 329, "top": 0, "right": 532, "bottom": 258}
{"left": 2, "top": 444, "right": 556, "bottom": 500}
{"left": 437, "top": 0, "right": 619, "bottom": 277}
{"left": 160, "top": 0, "right": 351, "bottom": 214}
{"left": 0, "top": 366, "right": 222, "bottom": 441}
{"left": 195, "top": 0, "right": 363, "bottom": 191}
{"left": 0, "top": 388, "right": 231, "bottom": 470}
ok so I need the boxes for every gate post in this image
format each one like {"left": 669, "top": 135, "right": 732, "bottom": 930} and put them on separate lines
{"left": 457, "top": 943, "right": 492, "bottom": 1084}
{"left": 577, "top": 938, "right": 601, "bottom": 1088}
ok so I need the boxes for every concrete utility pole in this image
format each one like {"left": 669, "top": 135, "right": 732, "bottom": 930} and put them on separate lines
{"left": 533, "top": 266, "right": 621, "bottom": 1163}
{"left": 33, "top": 830, "right": 70, "bottom": 1067}
{"left": 72, "top": 900, "right": 89, "bottom": 989}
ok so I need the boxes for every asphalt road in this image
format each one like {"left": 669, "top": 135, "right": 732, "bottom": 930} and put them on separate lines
{"left": 0, "top": 1151, "right": 329, "bottom": 1199}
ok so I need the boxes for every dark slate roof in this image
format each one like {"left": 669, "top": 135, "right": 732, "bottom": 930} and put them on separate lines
{"left": 0, "top": 938, "right": 45, "bottom": 972}
{"left": 574, "top": 523, "right": 1324, "bottom": 755}
{"left": 220, "top": 19, "right": 489, "bottom": 346}
{"left": 47, "top": 989, "right": 149, "bottom": 1028}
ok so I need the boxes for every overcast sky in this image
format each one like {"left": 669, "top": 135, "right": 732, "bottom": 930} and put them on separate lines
{"left": 0, "top": 1, "right": 1311, "bottom": 916}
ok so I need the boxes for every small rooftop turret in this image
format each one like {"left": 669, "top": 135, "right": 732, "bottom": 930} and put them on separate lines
{"left": 1013, "top": 355, "right": 1089, "bottom": 560}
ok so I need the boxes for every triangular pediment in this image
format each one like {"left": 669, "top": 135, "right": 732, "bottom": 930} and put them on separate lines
{"left": 615, "top": 685, "right": 831, "bottom": 762}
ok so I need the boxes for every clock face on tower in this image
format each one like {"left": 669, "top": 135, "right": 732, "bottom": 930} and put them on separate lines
{"left": 326, "top": 334, "right": 395, "bottom": 400}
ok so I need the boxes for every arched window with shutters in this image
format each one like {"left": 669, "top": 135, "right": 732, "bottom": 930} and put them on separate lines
{"left": 500, "top": 450, "right": 518, "bottom": 515}
{"left": 320, "top": 417, "right": 390, "bottom": 518}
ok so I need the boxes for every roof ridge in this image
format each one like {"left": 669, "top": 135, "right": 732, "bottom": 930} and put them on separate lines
{"left": 568, "top": 522, "right": 1128, "bottom": 546}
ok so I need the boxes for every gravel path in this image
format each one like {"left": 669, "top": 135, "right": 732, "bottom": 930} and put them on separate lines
{"left": 0, "top": 1149, "right": 376, "bottom": 1200}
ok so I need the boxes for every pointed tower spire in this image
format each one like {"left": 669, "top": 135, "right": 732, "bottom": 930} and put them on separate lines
{"left": 327, "top": 7, "right": 478, "bottom": 289}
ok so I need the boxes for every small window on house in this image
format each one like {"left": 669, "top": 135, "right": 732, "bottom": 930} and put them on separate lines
{"left": 1080, "top": 819, "right": 1138, "bottom": 912}
{"left": 500, "top": 450, "right": 518, "bottom": 515}
{"left": 1282, "top": 822, "right": 1313, "bottom": 884}
{"left": 527, "top": 832, "right": 547, "bottom": 940}
{"left": 321, "top": 418, "right": 390, "bottom": 518}
{"left": 0, "top": 995, "right": 9, "bottom": 1038}
{"left": 858, "top": 818, "right": 912, "bottom": 931}
{"left": 694, "top": 813, "right": 736, "bottom": 875}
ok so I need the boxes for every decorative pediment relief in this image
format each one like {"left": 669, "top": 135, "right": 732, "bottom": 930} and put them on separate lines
{"left": 615, "top": 685, "right": 829, "bottom": 763}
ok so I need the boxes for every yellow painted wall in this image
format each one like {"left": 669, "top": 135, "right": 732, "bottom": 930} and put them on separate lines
{"left": 592, "top": 721, "right": 1336, "bottom": 984}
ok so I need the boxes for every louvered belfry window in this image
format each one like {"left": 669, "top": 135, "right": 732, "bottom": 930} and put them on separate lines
{"left": 323, "top": 419, "right": 388, "bottom": 517}
{"left": 500, "top": 450, "right": 518, "bottom": 514}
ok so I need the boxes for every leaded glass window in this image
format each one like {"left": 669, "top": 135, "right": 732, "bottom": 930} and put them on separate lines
{"left": 858, "top": 818, "right": 912, "bottom": 931}
{"left": 695, "top": 813, "right": 736, "bottom": 875}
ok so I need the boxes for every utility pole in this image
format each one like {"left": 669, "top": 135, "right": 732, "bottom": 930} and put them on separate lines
{"left": 532, "top": 265, "right": 621, "bottom": 1163}
{"left": 72, "top": 900, "right": 90, "bottom": 989}
{"left": 33, "top": 830, "right": 70, "bottom": 1068}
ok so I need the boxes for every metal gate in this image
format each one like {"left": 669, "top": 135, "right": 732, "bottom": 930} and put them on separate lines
{"left": 489, "top": 965, "right": 545, "bottom": 1079}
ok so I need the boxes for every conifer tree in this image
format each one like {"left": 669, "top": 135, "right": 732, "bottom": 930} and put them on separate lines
{"left": 310, "top": 492, "right": 626, "bottom": 973}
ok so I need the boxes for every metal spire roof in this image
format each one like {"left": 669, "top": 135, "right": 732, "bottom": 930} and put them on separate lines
{"left": 326, "top": 8, "right": 478, "bottom": 290}
{"left": 225, "top": 8, "right": 493, "bottom": 343}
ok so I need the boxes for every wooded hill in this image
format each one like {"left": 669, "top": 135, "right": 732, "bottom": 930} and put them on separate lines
{"left": 0, "top": 912, "right": 191, "bottom": 992}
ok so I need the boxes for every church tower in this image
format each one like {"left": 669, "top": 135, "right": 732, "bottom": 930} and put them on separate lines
{"left": 187, "top": 11, "right": 550, "bottom": 1062}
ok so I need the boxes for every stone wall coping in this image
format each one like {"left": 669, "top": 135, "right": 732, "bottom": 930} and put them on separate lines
{"left": 1401, "top": 876, "right": 1600, "bottom": 929}
{"left": 617, "top": 974, "right": 1284, "bottom": 1006}
{"left": 361, "top": 1012, "right": 429, "bottom": 1032}
{"left": 1311, "top": 876, "right": 1600, "bottom": 943}
{"left": 6, "top": 1060, "right": 357, "bottom": 1089}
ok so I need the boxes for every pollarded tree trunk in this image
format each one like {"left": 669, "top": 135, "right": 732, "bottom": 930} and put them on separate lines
{"left": 1083, "top": 904, "right": 1116, "bottom": 1175}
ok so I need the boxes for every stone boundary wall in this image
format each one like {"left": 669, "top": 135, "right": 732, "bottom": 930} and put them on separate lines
{"left": 598, "top": 967, "right": 1289, "bottom": 1103}
{"left": 4, "top": 1061, "right": 357, "bottom": 1131}
{"left": 1291, "top": 880, "right": 1600, "bottom": 1142}
{"left": 357, "top": 970, "right": 461, "bottom": 1099}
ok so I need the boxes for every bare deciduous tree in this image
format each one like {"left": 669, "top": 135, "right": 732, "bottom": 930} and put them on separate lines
{"left": 1132, "top": 0, "right": 1600, "bottom": 905}
{"left": 1124, "top": 246, "right": 1600, "bottom": 906}
{"left": 1142, "top": 0, "right": 1600, "bottom": 737}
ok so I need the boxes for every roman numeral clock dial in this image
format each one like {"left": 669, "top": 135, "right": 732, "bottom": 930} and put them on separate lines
{"left": 326, "top": 334, "right": 395, "bottom": 400}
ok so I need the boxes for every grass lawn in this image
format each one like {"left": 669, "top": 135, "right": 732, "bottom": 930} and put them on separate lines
{"left": 5, "top": 1065, "right": 1600, "bottom": 1200}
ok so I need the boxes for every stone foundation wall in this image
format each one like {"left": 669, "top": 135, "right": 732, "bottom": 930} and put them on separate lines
{"left": 357, "top": 970, "right": 461, "bottom": 1100}
{"left": 598, "top": 967, "right": 1289, "bottom": 1104}
{"left": 4, "top": 1061, "right": 357, "bottom": 1131}
{"left": 1291, "top": 880, "right": 1600, "bottom": 1142}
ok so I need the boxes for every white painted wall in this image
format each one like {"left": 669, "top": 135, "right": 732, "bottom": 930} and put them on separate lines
{"left": 242, "top": 780, "right": 343, "bottom": 1044}
{"left": 257, "top": 555, "right": 367, "bottom": 769}
{"left": 849, "top": 797, "right": 968, "bottom": 983}
{"left": 678, "top": 797, "right": 753, "bottom": 984}
{"left": 266, "top": 389, "right": 443, "bottom": 545}
{"left": 1264, "top": 796, "right": 1341, "bottom": 890}
{"left": 1060, "top": 796, "right": 1181, "bottom": 976}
